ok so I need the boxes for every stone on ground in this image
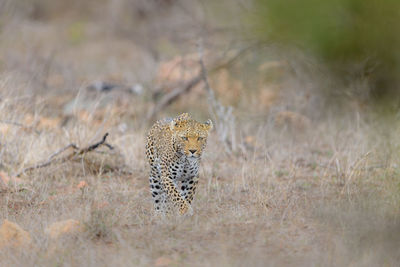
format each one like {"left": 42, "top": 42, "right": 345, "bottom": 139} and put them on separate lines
{"left": 0, "top": 220, "right": 31, "bottom": 248}
{"left": 45, "top": 219, "right": 85, "bottom": 239}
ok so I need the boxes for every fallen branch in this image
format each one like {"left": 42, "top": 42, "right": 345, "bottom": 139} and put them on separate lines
{"left": 15, "top": 133, "right": 113, "bottom": 177}
{"left": 211, "top": 44, "right": 257, "bottom": 73}
{"left": 147, "top": 75, "right": 203, "bottom": 121}
{"left": 48, "top": 143, "right": 79, "bottom": 161}
{"left": 0, "top": 120, "right": 40, "bottom": 135}
{"left": 148, "top": 45, "right": 253, "bottom": 122}
{"left": 75, "top": 133, "right": 112, "bottom": 155}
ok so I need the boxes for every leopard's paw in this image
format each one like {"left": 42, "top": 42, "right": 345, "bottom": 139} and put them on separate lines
{"left": 179, "top": 202, "right": 193, "bottom": 216}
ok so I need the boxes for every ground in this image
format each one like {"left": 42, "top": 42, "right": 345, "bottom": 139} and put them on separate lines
{"left": 0, "top": 2, "right": 399, "bottom": 266}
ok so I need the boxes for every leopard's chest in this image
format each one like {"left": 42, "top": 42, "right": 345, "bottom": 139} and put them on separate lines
{"left": 169, "top": 156, "right": 199, "bottom": 182}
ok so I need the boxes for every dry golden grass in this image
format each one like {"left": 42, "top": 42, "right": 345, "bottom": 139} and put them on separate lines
{"left": 0, "top": 3, "right": 399, "bottom": 266}
{"left": 0, "top": 83, "right": 398, "bottom": 266}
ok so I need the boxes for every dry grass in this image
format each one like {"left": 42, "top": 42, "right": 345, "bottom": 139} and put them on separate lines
{"left": 0, "top": 1, "right": 399, "bottom": 266}
{"left": 0, "top": 85, "right": 398, "bottom": 266}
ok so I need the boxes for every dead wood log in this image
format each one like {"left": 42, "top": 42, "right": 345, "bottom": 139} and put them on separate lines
{"left": 147, "top": 45, "right": 253, "bottom": 123}
{"left": 146, "top": 75, "right": 203, "bottom": 121}
{"left": 15, "top": 133, "right": 114, "bottom": 177}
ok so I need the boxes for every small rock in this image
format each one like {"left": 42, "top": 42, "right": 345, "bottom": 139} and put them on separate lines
{"left": 0, "top": 220, "right": 31, "bottom": 248}
{"left": 45, "top": 219, "right": 85, "bottom": 239}
{"left": 129, "top": 83, "right": 143, "bottom": 95}
{"left": 155, "top": 256, "right": 173, "bottom": 267}
{"left": 77, "top": 180, "right": 88, "bottom": 189}
{"left": 118, "top": 123, "right": 128, "bottom": 133}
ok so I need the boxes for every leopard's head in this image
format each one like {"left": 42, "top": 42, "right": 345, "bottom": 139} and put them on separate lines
{"left": 170, "top": 113, "right": 213, "bottom": 158}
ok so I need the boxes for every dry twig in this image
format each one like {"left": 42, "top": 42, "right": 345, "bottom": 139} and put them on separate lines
{"left": 197, "top": 39, "right": 237, "bottom": 153}
{"left": 147, "top": 75, "right": 203, "bottom": 121}
{"left": 0, "top": 120, "right": 40, "bottom": 135}
{"left": 147, "top": 45, "right": 252, "bottom": 124}
{"left": 15, "top": 133, "right": 113, "bottom": 177}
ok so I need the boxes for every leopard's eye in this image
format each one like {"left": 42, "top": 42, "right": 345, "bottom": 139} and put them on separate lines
{"left": 197, "top": 137, "right": 204, "bottom": 141}
{"left": 181, "top": 136, "right": 188, "bottom": 141}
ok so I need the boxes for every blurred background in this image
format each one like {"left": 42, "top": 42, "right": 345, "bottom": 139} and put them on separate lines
{"left": 0, "top": 0, "right": 400, "bottom": 266}
{"left": 1, "top": 0, "right": 400, "bottom": 128}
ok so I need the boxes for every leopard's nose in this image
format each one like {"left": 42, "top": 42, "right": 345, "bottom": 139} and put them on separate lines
{"left": 189, "top": 149, "right": 197, "bottom": 154}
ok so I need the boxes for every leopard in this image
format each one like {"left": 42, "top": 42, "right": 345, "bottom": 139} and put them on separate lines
{"left": 145, "top": 113, "right": 213, "bottom": 215}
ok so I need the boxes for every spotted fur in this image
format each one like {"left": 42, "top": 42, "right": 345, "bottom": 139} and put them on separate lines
{"left": 145, "top": 113, "right": 212, "bottom": 215}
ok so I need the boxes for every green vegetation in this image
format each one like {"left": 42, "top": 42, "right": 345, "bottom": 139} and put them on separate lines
{"left": 253, "top": 0, "right": 400, "bottom": 101}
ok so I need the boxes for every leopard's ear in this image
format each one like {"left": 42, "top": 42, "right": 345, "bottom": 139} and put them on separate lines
{"left": 203, "top": 119, "right": 213, "bottom": 132}
{"left": 169, "top": 119, "right": 177, "bottom": 131}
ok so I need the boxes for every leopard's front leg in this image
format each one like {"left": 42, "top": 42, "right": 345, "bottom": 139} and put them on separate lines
{"left": 180, "top": 176, "right": 199, "bottom": 204}
{"left": 160, "top": 162, "right": 191, "bottom": 215}
{"left": 180, "top": 159, "right": 200, "bottom": 204}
